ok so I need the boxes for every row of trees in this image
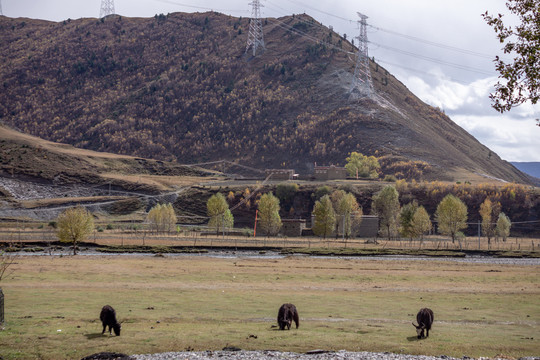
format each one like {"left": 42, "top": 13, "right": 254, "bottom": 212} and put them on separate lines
{"left": 372, "top": 185, "right": 512, "bottom": 247}
{"left": 53, "top": 184, "right": 515, "bottom": 254}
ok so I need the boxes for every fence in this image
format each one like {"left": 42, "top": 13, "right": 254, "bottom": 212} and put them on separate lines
{"left": 0, "top": 228, "right": 538, "bottom": 252}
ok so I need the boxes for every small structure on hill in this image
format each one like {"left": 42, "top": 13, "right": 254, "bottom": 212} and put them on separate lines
{"left": 314, "top": 164, "right": 347, "bottom": 180}
{"left": 265, "top": 169, "right": 296, "bottom": 180}
{"left": 282, "top": 216, "right": 378, "bottom": 238}
{"left": 280, "top": 219, "right": 307, "bottom": 237}
{"left": 356, "top": 215, "right": 379, "bottom": 238}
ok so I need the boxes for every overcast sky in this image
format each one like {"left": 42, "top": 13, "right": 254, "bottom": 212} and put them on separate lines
{"left": 2, "top": 0, "right": 538, "bottom": 162}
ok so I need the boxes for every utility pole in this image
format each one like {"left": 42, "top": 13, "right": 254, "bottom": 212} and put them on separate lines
{"left": 351, "top": 12, "right": 374, "bottom": 97}
{"left": 100, "top": 0, "right": 115, "bottom": 18}
{"left": 246, "top": 0, "right": 265, "bottom": 56}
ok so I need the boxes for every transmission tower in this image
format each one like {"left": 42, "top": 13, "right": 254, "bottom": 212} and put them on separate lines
{"left": 351, "top": 12, "right": 374, "bottom": 96}
{"left": 245, "top": 0, "right": 265, "bottom": 56}
{"left": 99, "top": 0, "right": 115, "bottom": 18}
{"left": 0, "top": 0, "right": 3, "bottom": 16}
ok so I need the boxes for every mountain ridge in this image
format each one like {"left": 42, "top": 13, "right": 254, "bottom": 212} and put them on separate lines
{"left": 0, "top": 12, "right": 531, "bottom": 184}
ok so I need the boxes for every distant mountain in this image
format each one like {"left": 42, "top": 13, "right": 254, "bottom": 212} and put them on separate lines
{"left": 0, "top": 12, "right": 531, "bottom": 184}
{"left": 511, "top": 162, "right": 540, "bottom": 179}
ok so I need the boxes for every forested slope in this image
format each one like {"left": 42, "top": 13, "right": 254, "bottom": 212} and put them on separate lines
{"left": 0, "top": 12, "right": 530, "bottom": 183}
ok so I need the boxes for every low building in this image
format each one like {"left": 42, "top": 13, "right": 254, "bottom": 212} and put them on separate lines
{"left": 305, "top": 215, "right": 379, "bottom": 238}
{"left": 265, "top": 169, "right": 295, "bottom": 180}
{"left": 280, "top": 219, "right": 307, "bottom": 237}
{"left": 314, "top": 164, "right": 347, "bottom": 180}
{"left": 356, "top": 215, "right": 379, "bottom": 238}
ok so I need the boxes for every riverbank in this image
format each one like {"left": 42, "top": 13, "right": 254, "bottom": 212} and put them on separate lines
{"left": 3, "top": 240, "right": 540, "bottom": 260}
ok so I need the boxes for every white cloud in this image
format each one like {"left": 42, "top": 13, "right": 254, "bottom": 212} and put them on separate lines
{"left": 451, "top": 114, "right": 539, "bottom": 162}
{"left": 397, "top": 71, "right": 539, "bottom": 162}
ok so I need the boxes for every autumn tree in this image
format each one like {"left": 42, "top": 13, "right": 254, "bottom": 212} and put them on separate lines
{"left": 329, "top": 189, "right": 346, "bottom": 235}
{"left": 207, "top": 193, "right": 234, "bottom": 235}
{"left": 479, "top": 198, "right": 500, "bottom": 244}
{"left": 312, "top": 195, "right": 336, "bottom": 239}
{"left": 436, "top": 194, "right": 468, "bottom": 246}
{"left": 337, "top": 192, "right": 363, "bottom": 239}
{"left": 410, "top": 206, "right": 432, "bottom": 241}
{"left": 57, "top": 206, "right": 95, "bottom": 255}
{"left": 345, "top": 152, "right": 380, "bottom": 179}
{"left": 372, "top": 185, "right": 400, "bottom": 239}
{"left": 483, "top": 0, "right": 540, "bottom": 114}
{"left": 257, "top": 193, "right": 282, "bottom": 236}
{"left": 496, "top": 212, "right": 511, "bottom": 241}
{"left": 147, "top": 203, "right": 177, "bottom": 233}
{"left": 399, "top": 201, "right": 418, "bottom": 239}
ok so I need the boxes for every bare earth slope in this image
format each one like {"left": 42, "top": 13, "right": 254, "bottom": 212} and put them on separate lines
{"left": 0, "top": 13, "right": 530, "bottom": 183}
{"left": 0, "top": 124, "right": 208, "bottom": 193}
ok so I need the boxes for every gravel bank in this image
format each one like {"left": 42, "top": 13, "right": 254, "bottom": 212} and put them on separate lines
{"left": 132, "top": 350, "right": 540, "bottom": 360}
{"left": 132, "top": 350, "right": 455, "bottom": 360}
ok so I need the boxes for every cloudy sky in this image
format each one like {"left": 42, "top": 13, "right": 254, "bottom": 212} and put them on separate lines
{"left": 2, "top": 0, "right": 538, "bottom": 162}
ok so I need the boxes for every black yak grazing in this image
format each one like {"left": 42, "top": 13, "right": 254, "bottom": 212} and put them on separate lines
{"left": 412, "top": 308, "right": 433, "bottom": 339}
{"left": 100, "top": 305, "right": 121, "bottom": 336}
{"left": 277, "top": 303, "right": 299, "bottom": 330}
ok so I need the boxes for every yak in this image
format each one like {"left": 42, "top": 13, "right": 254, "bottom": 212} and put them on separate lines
{"left": 412, "top": 308, "right": 433, "bottom": 339}
{"left": 100, "top": 305, "right": 121, "bottom": 336}
{"left": 277, "top": 303, "right": 299, "bottom": 330}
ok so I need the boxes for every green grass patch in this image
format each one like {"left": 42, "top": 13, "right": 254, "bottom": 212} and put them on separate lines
{"left": 96, "top": 245, "right": 208, "bottom": 254}
{"left": 280, "top": 247, "right": 467, "bottom": 257}
{"left": 0, "top": 256, "right": 538, "bottom": 359}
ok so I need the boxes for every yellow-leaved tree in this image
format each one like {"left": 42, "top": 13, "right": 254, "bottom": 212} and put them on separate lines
{"left": 57, "top": 206, "right": 95, "bottom": 255}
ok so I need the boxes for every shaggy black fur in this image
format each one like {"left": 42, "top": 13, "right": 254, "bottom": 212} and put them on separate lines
{"left": 412, "top": 308, "right": 433, "bottom": 339}
{"left": 100, "top": 305, "right": 121, "bottom": 336}
{"left": 277, "top": 303, "right": 299, "bottom": 330}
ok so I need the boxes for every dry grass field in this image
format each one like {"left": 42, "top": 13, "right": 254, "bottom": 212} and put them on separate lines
{"left": 0, "top": 254, "right": 538, "bottom": 360}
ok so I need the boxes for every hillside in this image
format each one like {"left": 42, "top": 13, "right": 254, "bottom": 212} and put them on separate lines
{"left": 0, "top": 124, "right": 210, "bottom": 194}
{"left": 0, "top": 12, "right": 531, "bottom": 184}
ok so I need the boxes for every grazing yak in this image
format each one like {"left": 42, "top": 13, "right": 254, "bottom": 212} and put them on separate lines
{"left": 100, "top": 305, "right": 121, "bottom": 336}
{"left": 277, "top": 303, "right": 299, "bottom": 330}
{"left": 412, "top": 308, "right": 433, "bottom": 339}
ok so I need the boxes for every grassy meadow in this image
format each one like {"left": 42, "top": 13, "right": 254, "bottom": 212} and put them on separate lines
{"left": 0, "top": 254, "right": 538, "bottom": 360}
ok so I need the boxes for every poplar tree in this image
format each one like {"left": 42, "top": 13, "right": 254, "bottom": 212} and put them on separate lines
{"left": 496, "top": 212, "right": 511, "bottom": 241}
{"left": 57, "top": 206, "right": 95, "bottom": 255}
{"left": 257, "top": 193, "right": 282, "bottom": 236}
{"left": 313, "top": 195, "right": 336, "bottom": 239}
{"left": 372, "top": 185, "right": 400, "bottom": 239}
{"left": 436, "top": 194, "right": 468, "bottom": 246}
{"left": 207, "top": 193, "right": 234, "bottom": 235}
{"left": 411, "top": 206, "right": 432, "bottom": 241}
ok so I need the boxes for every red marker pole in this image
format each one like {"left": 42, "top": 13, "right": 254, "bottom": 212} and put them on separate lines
{"left": 254, "top": 209, "right": 258, "bottom": 237}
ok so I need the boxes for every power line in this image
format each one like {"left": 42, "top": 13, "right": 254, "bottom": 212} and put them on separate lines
{"left": 370, "top": 25, "right": 493, "bottom": 59}
{"left": 268, "top": 17, "right": 354, "bottom": 55}
{"left": 152, "top": 0, "right": 248, "bottom": 13}
{"left": 375, "top": 59, "right": 494, "bottom": 89}
{"left": 371, "top": 42, "right": 495, "bottom": 76}
{"left": 279, "top": 0, "right": 495, "bottom": 60}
